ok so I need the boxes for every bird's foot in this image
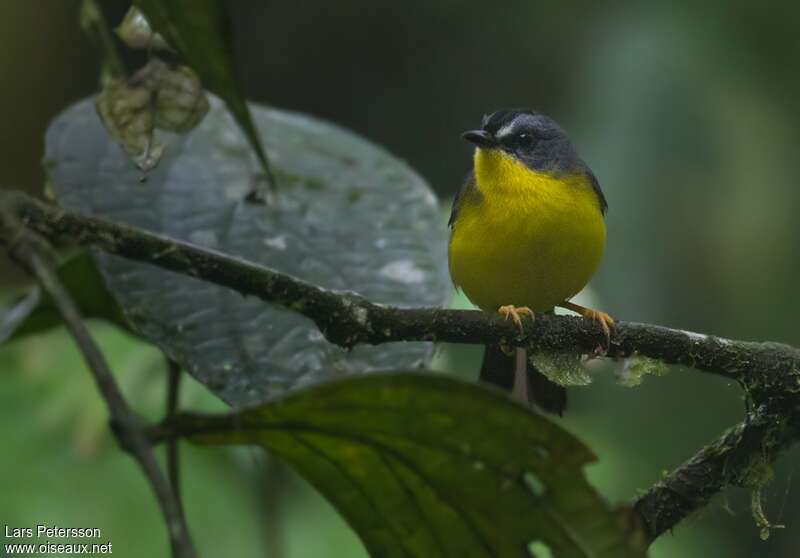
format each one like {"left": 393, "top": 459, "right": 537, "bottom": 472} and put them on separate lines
{"left": 497, "top": 305, "right": 535, "bottom": 334}
{"left": 583, "top": 308, "right": 614, "bottom": 340}
{"left": 558, "top": 301, "right": 614, "bottom": 343}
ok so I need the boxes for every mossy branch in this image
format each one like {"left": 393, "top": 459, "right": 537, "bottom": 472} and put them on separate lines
{"left": 635, "top": 406, "right": 798, "bottom": 540}
{"left": 3, "top": 189, "right": 800, "bottom": 544}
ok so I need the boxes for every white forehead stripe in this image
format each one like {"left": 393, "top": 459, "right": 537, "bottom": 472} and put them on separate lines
{"left": 496, "top": 122, "right": 516, "bottom": 139}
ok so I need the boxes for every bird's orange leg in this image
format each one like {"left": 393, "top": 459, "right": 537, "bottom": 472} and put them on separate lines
{"left": 558, "top": 300, "right": 614, "bottom": 340}
{"left": 497, "top": 305, "right": 535, "bottom": 333}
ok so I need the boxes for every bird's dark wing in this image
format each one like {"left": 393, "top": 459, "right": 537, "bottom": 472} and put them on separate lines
{"left": 583, "top": 164, "right": 608, "bottom": 215}
{"left": 448, "top": 170, "right": 479, "bottom": 228}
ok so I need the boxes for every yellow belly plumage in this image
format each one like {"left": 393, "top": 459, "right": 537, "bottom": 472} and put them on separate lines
{"left": 448, "top": 148, "right": 605, "bottom": 313}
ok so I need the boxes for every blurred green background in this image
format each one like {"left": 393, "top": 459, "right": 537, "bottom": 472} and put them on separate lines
{"left": 2, "top": 1, "right": 800, "bottom": 557}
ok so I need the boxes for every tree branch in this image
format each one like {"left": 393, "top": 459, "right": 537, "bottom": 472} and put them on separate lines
{"left": 2, "top": 191, "right": 795, "bottom": 383}
{"left": 3, "top": 190, "right": 800, "bottom": 544}
{"left": 0, "top": 206, "right": 197, "bottom": 558}
{"left": 635, "top": 405, "right": 798, "bottom": 540}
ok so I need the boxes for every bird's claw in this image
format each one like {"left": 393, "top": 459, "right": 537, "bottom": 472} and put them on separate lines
{"left": 498, "top": 305, "right": 535, "bottom": 334}
{"left": 583, "top": 309, "right": 614, "bottom": 346}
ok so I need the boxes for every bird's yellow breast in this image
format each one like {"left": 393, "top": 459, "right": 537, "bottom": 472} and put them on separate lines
{"left": 448, "top": 148, "right": 606, "bottom": 313}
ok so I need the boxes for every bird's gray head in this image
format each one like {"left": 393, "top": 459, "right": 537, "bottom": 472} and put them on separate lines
{"left": 462, "top": 108, "right": 580, "bottom": 174}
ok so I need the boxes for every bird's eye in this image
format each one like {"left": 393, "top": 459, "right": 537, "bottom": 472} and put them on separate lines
{"left": 516, "top": 132, "right": 534, "bottom": 148}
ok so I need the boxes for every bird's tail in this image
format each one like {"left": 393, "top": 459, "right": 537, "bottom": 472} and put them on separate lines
{"left": 479, "top": 344, "right": 567, "bottom": 415}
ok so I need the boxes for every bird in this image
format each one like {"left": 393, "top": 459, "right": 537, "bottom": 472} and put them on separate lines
{"left": 447, "top": 108, "right": 612, "bottom": 414}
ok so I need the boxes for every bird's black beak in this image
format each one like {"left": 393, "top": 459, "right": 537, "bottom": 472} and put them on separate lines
{"left": 461, "top": 129, "right": 497, "bottom": 148}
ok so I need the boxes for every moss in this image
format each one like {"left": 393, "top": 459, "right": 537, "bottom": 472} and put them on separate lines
{"left": 730, "top": 415, "right": 788, "bottom": 540}
{"left": 617, "top": 354, "right": 668, "bottom": 387}
{"left": 744, "top": 458, "right": 783, "bottom": 540}
{"left": 529, "top": 352, "right": 590, "bottom": 386}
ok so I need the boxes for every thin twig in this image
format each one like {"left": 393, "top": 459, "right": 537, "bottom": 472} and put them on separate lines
{"left": 166, "top": 357, "right": 184, "bottom": 517}
{"left": 1, "top": 211, "right": 196, "bottom": 558}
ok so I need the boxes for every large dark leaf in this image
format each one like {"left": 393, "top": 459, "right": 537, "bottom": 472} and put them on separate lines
{"left": 133, "top": 0, "right": 272, "bottom": 178}
{"left": 0, "top": 251, "right": 128, "bottom": 344}
{"left": 172, "top": 372, "right": 648, "bottom": 558}
{"left": 45, "top": 98, "right": 449, "bottom": 406}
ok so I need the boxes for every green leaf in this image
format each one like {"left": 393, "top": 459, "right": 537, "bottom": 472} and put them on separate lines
{"left": 45, "top": 98, "right": 449, "bottom": 406}
{"left": 173, "top": 373, "right": 648, "bottom": 558}
{"left": 133, "top": 0, "right": 273, "bottom": 182}
{"left": 0, "top": 252, "right": 129, "bottom": 344}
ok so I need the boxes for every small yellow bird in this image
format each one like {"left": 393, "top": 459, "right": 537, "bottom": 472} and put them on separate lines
{"left": 448, "top": 109, "right": 612, "bottom": 414}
